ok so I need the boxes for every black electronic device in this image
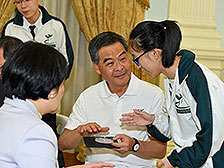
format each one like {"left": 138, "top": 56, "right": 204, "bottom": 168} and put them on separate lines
{"left": 83, "top": 136, "right": 119, "bottom": 148}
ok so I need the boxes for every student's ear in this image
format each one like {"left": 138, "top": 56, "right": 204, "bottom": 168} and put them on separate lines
{"left": 92, "top": 62, "right": 101, "bottom": 75}
{"left": 152, "top": 48, "right": 162, "bottom": 60}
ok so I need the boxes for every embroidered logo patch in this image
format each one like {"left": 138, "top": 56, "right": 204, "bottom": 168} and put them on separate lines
{"left": 44, "top": 34, "right": 56, "bottom": 47}
{"left": 175, "top": 93, "right": 191, "bottom": 114}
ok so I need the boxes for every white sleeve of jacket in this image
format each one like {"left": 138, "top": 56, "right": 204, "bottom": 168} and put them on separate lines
{"left": 153, "top": 104, "right": 171, "bottom": 139}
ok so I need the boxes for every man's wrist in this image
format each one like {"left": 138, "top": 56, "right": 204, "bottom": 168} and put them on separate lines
{"left": 131, "top": 138, "right": 140, "bottom": 152}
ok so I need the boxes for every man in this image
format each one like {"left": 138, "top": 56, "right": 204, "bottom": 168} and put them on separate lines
{"left": 1, "top": 1, "right": 74, "bottom": 166}
{"left": 0, "top": 36, "right": 23, "bottom": 107}
{"left": 59, "top": 32, "right": 167, "bottom": 168}
{"left": 1, "top": 0, "right": 74, "bottom": 77}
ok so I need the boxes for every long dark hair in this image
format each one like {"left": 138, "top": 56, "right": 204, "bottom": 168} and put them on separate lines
{"left": 129, "top": 20, "right": 182, "bottom": 68}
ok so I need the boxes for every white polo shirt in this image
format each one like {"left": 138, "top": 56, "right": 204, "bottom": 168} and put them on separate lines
{"left": 66, "top": 73, "right": 165, "bottom": 168}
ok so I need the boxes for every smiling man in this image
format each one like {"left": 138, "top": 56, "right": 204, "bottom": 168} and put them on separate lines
{"left": 59, "top": 32, "right": 167, "bottom": 168}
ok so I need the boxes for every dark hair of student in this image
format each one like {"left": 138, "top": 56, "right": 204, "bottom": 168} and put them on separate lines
{"left": 88, "top": 31, "right": 128, "bottom": 64}
{"left": 0, "top": 36, "right": 23, "bottom": 59}
{"left": 2, "top": 41, "right": 67, "bottom": 100}
{"left": 129, "top": 20, "right": 182, "bottom": 68}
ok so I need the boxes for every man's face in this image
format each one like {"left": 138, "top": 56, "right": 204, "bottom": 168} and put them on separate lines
{"left": 15, "top": 0, "right": 42, "bottom": 24}
{"left": 0, "top": 48, "right": 6, "bottom": 79}
{"left": 93, "top": 42, "right": 132, "bottom": 93}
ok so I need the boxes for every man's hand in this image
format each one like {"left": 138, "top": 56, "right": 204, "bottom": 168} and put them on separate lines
{"left": 67, "top": 162, "right": 115, "bottom": 168}
{"left": 157, "top": 157, "right": 173, "bottom": 168}
{"left": 77, "top": 122, "right": 109, "bottom": 136}
{"left": 120, "top": 109, "right": 155, "bottom": 126}
{"left": 111, "top": 134, "right": 136, "bottom": 154}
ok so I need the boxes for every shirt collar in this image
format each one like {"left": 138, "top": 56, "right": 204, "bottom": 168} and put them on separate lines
{"left": 100, "top": 73, "right": 139, "bottom": 98}
{"left": 26, "top": 99, "right": 42, "bottom": 119}
{"left": 4, "top": 97, "right": 42, "bottom": 119}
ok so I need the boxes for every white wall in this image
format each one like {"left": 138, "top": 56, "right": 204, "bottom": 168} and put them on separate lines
{"left": 144, "top": 0, "right": 168, "bottom": 21}
{"left": 145, "top": 0, "right": 224, "bottom": 48}
{"left": 215, "top": 0, "right": 224, "bottom": 48}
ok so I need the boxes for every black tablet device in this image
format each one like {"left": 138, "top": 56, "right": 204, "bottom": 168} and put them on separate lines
{"left": 83, "top": 136, "right": 119, "bottom": 148}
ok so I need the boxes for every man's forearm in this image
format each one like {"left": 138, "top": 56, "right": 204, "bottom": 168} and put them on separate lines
{"left": 135, "top": 138, "right": 167, "bottom": 159}
{"left": 58, "top": 128, "right": 83, "bottom": 150}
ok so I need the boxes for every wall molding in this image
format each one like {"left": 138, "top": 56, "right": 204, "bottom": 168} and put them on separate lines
{"left": 167, "top": 0, "right": 224, "bottom": 82}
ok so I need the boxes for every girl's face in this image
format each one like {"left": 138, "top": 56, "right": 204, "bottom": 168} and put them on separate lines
{"left": 129, "top": 47, "right": 163, "bottom": 78}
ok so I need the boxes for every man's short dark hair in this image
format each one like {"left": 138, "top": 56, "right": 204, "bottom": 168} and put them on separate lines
{"left": 88, "top": 31, "right": 128, "bottom": 64}
{"left": 2, "top": 41, "right": 67, "bottom": 100}
{"left": 0, "top": 36, "right": 23, "bottom": 60}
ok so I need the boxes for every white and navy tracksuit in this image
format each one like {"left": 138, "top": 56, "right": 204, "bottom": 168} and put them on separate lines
{"left": 1, "top": 5, "right": 74, "bottom": 78}
{"left": 148, "top": 50, "right": 224, "bottom": 168}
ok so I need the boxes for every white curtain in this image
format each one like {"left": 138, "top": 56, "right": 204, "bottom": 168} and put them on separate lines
{"left": 41, "top": 0, "right": 101, "bottom": 116}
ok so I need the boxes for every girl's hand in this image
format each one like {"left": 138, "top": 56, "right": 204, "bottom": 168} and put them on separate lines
{"left": 120, "top": 109, "right": 155, "bottom": 126}
{"left": 157, "top": 157, "right": 173, "bottom": 168}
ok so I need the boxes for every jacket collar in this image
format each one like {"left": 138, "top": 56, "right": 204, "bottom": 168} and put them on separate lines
{"left": 13, "top": 5, "right": 52, "bottom": 26}
{"left": 177, "top": 49, "right": 195, "bottom": 84}
{"left": 164, "top": 49, "right": 195, "bottom": 108}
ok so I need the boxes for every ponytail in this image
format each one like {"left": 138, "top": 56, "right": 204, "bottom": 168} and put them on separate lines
{"left": 159, "top": 20, "right": 182, "bottom": 67}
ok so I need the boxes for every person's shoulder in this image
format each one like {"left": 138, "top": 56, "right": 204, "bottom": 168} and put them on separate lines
{"left": 134, "top": 81, "right": 163, "bottom": 103}
{"left": 74, "top": 82, "right": 104, "bottom": 104}
{"left": 131, "top": 77, "right": 164, "bottom": 100}
{"left": 136, "top": 76, "right": 163, "bottom": 93}
{"left": 40, "top": 5, "right": 66, "bottom": 28}
{"left": 1, "top": 17, "right": 19, "bottom": 37}
{"left": 8, "top": 115, "right": 52, "bottom": 144}
{"left": 50, "top": 15, "right": 65, "bottom": 24}
{"left": 47, "top": 15, "right": 64, "bottom": 26}
{"left": 21, "top": 121, "right": 57, "bottom": 145}
{"left": 81, "top": 81, "right": 104, "bottom": 95}
{"left": 45, "top": 16, "right": 67, "bottom": 34}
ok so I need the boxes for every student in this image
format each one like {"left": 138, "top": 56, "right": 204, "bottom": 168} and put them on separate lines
{"left": 0, "top": 41, "right": 114, "bottom": 168}
{"left": 1, "top": 0, "right": 74, "bottom": 78}
{"left": 121, "top": 20, "right": 224, "bottom": 167}
{"left": 59, "top": 32, "right": 167, "bottom": 168}
{"left": 0, "top": 36, "right": 23, "bottom": 106}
